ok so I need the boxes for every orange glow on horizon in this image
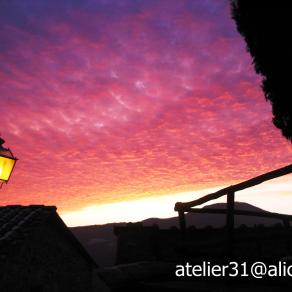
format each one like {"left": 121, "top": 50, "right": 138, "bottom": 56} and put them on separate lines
{"left": 61, "top": 175, "right": 292, "bottom": 227}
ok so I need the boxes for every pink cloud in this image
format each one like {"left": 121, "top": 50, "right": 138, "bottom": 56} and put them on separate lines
{"left": 0, "top": 0, "right": 291, "bottom": 212}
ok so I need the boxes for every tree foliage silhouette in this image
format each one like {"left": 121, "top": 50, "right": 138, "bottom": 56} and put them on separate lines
{"left": 231, "top": 0, "right": 291, "bottom": 141}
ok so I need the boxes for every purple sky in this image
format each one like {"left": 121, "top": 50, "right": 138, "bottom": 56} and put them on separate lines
{"left": 0, "top": 0, "right": 291, "bottom": 224}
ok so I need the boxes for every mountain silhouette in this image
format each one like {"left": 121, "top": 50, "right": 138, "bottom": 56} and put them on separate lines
{"left": 70, "top": 202, "right": 283, "bottom": 266}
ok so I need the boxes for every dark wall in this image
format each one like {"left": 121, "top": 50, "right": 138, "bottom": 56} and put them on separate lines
{"left": 115, "top": 224, "right": 182, "bottom": 264}
{"left": 0, "top": 217, "right": 94, "bottom": 292}
{"left": 115, "top": 223, "right": 292, "bottom": 264}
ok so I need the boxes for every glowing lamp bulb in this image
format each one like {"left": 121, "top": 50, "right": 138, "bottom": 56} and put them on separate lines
{"left": 0, "top": 137, "right": 17, "bottom": 184}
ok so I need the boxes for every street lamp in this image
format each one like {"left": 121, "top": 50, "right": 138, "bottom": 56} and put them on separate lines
{"left": 0, "top": 136, "right": 17, "bottom": 186}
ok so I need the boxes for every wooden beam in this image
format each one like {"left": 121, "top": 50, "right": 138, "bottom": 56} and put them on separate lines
{"left": 175, "top": 164, "right": 292, "bottom": 211}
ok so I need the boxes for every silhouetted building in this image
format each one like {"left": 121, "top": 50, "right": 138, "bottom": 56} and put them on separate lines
{"left": 0, "top": 205, "right": 108, "bottom": 292}
{"left": 114, "top": 221, "right": 292, "bottom": 266}
{"left": 114, "top": 223, "right": 182, "bottom": 264}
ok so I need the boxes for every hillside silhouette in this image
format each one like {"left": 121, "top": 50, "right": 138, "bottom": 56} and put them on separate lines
{"left": 71, "top": 202, "right": 283, "bottom": 266}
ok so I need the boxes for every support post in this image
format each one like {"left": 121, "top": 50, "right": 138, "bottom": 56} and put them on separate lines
{"left": 226, "top": 192, "right": 235, "bottom": 257}
{"left": 178, "top": 210, "right": 186, "bottom": 234}
{"left": 283, "top": 219, "right": 290, "bottom": 251}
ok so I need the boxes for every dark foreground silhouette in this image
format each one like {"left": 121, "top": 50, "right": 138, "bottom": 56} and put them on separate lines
{"left": 231, "top": 0, "right": 292, "bottom": 141}
{"left": 95, "top": 165, "right": 292, "bottom": 291}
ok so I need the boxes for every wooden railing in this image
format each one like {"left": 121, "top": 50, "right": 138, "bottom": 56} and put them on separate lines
{"left": 174, "top": 164, "right": 292, "bottom": 255}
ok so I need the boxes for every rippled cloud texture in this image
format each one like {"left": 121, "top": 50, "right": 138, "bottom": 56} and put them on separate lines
{"left": 1, "top": 0, "right": 291, "bottom": 214}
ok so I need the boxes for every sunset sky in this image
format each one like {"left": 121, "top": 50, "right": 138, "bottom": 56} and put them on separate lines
{"left": 0, "top": 0, "right": 291, "bottom": 226}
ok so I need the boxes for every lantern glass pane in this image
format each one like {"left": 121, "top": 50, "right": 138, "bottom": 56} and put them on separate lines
{"left": 0, "top": 156, "right": 16, "bottom": 182}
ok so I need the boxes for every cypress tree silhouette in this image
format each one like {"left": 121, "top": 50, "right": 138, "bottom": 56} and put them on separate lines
{"left": 231, "top": 0, "right": 292, "bottom": 141}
